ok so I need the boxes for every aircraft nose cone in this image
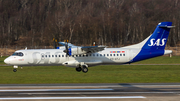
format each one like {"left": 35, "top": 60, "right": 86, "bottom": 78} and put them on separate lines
{"left": 4, "top": 58, "right": 9, "bottom": 64}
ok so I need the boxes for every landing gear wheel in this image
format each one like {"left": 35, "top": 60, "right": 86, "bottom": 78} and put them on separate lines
{"left": 76, "top": 67, "right": 82, "bottom": 72}
{"left": 82, "top": 66, "right": 88, "bottom": 73}
{"left": 13, "top": 69, "right": 17, "bottom": 72}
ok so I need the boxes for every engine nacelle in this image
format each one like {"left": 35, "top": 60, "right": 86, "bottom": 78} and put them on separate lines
{"left": 68, "top": 47, "right": 86, "bottom": 56}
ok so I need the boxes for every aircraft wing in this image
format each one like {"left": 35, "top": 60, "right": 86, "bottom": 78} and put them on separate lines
{"left": 59, "top": 42, "right": 106, "bottom": 53}
{"left": 81, "top": 46, "right": 106, "bottom": 53}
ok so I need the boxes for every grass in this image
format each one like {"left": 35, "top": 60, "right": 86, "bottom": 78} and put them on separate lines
{"left": 132, "top": 56, "right": 180, "bottom": 64}
{"left": 0, "top": 56, "right": 7, "bottom": 65}
{"left": 0, "top": 65, "right": 180, "bottom": 84}
{"left": 0, "top": 56, "right": 180, "bottom": 84}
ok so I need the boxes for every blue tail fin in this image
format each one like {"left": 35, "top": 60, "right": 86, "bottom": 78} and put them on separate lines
{"left": 131, "top": 22, "right": 173, "bottom": 63}
{"left": 142, "top": 22, "right": 172, "bottom": 50}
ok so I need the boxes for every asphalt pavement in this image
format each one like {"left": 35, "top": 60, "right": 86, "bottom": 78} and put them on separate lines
{"left": 0, "top": 83, "right": 180, "bottom": 101}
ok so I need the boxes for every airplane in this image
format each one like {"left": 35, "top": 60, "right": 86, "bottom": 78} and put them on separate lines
{"left": 4, "top": 22, "right": 174, "bottom": 73}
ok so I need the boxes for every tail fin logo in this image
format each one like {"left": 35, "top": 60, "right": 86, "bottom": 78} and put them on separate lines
{"left": 148, "top": 38, "right": 166, "bottom": 46}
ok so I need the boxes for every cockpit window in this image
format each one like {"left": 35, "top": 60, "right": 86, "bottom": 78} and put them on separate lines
{"left": 12, "top": 52, "right": 24, "bottom": 56}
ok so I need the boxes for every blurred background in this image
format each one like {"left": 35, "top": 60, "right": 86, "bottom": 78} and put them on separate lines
{"left": 0, "top": 0, "right": 180, "bottom": 56}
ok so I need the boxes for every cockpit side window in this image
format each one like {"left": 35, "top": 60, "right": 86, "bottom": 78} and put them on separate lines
{"left": 19, "top": 52, "right": 23, "bottom": 56}
{"left": 12, "top": 52, "right": 24, "bottom": 56}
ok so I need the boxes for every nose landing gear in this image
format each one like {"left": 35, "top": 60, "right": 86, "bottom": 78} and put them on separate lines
{"left": 13, "top": 65, "right": 18, "bottom": 72}
{"left": 13, "top": 69, "right": 17, "bottom": 72}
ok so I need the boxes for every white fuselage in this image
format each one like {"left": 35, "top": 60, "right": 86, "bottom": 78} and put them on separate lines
{"left": 4, "top": 48, "right": 140, "bottom": 67}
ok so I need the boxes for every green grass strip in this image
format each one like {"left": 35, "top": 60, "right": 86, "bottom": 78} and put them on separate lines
{"left": 0, "top": 65, "right": 180, "bottom": 84}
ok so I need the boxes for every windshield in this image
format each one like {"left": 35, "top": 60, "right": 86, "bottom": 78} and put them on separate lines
{"left": 12, "top": 52, "right": 24, "bottom": 56}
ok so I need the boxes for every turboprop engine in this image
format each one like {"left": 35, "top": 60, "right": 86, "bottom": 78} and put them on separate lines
{"left": 64, "top": 47, "right": 87, "bottom": 56}
{"left": 71, "top": 47, "right": 87, "bottom": 55}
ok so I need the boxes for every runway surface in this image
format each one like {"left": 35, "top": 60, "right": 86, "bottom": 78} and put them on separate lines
{"left": 0, "top": 83, "right": 180, "bottom": 101}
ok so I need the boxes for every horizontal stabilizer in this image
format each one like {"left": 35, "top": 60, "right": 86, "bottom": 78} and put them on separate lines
{"left": 164, "top": 50, "right": 172, "bottom": 55}
{"left": 159, "top": 25, "right": 175, "bottom": 28}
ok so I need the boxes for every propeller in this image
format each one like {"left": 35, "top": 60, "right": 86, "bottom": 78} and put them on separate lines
{"left": 63, "top": 40, "right": 71, "bottom": 56}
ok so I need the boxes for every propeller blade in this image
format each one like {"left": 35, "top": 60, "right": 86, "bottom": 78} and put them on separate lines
{"left": 64, "top": 40, "right": 69, "bottom": 56}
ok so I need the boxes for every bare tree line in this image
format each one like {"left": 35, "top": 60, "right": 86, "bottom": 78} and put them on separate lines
{"left": 0, "top": 0, "right": 180, "bottom": 47}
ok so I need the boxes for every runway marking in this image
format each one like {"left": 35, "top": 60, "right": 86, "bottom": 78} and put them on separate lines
{"left": 0, "top": 88, "right": 113, "bottom": 92}
{"left": 18, "top": 92, "right": 180, "bottom": 95}
{"left": 0, "top": 96, "right": 146, "bottom": 100}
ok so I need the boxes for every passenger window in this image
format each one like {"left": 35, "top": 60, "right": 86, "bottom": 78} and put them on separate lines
{"left": 110, "top": 54, "right": 112, "bottom": 56}
{"left": 45, "top": 55, "right": 47, "bottom": 57}
{"left": 86, "top": 54, "right": 88, "bottom": 57}
{"left": 117, "top": 54, "right": 119, "bottom": 56}
{"left": 97, "top": 54, "right": 98, "bottom": 56}
{"left": 123, "top": 54, "right": 125, "bottom": 56}
{"left": 59, "top": 55, "right": 61, "bottom": 57}
{"left": 114, "top": 54, "right": 115, "bottom": 56}
{"left": 104, "top": 54, "right": 105, "bottom": 56}
{"left": 120, "top": 54, "right": 122, "bottom": 56}
{"left": 49, "top": 55, "right": 51, "bottom": 57}
{"left": 93, "top": 54, "right": 95, "bottom": 56}
{"left": 62, "top": 55, "right": 64, "bottom": 57}
{"left": 100, "top": 54, "right": 102, "bottom": 56}
{"left": 76, "top": 55, "right": 78, "bottom": 57}
{"left": 55, "top": 55, "right": 57, "bottom": 57}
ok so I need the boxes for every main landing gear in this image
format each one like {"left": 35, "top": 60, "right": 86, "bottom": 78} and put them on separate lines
{"left": 75, "top": 65, "right": 88, "bottom": 73}
{"left": 76, "top": 67, "right": 82, "bottom": 72}
{"left": 82, "top": 65, "right": 88, "bottom": 73}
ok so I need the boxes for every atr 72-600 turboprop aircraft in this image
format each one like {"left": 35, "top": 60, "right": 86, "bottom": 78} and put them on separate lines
{"left": 4, "top": 22, "right": 174, "bottom": 73}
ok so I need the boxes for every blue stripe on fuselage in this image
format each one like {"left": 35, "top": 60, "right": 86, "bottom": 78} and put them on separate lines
{"left": 131, "top": 49, "right": 164, "bottom": 62}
